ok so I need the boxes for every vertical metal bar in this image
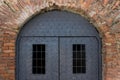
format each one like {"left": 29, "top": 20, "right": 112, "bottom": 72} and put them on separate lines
{"left": 58, "top": 37, "right": 60, "bottom": 80}
{"left": 17, "top": 38, "right": 21, "bottom": 80}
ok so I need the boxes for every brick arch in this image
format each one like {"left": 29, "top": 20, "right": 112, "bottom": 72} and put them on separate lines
{"left": 0, "top": 0, "right": 119, "bottom": 80}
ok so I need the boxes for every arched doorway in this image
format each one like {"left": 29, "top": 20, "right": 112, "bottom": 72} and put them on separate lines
{"left": 16, "top": 11, "right": 102, "bottom": 80}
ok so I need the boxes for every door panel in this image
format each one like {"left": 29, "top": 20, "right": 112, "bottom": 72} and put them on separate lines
{"left": 60, "top": 37, "right": 99, "bottom": 80}
{"left": 19, "top": 37, "right": 58, "bottom": 80}
{"left": 18, "top": 37, "right": 100, "bottom": 80}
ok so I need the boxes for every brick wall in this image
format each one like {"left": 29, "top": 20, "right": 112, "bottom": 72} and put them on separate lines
{"left": 0, "top": 0, "right": 120, "bottom": 80}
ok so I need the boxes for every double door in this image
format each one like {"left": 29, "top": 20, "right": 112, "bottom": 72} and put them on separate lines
{"left": 18, "top": 37, "right": 99, "bottom": 80}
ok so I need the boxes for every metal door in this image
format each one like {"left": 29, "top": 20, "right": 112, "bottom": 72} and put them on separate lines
{"left": 18, "top": 37, "right": 100, "bottom": 80}
{"left": 18, "top": 37, "right": 58, "bottom": 80}
{"left": 17, "top": 11, "right": 101, "bottom": 80}
{"left": 60, "top": 37, "right": 100, "bottom": 80}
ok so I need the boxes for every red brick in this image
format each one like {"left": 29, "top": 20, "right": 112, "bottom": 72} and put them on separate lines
{"left": 103, "top": 0, "right": 109, "bottom": 5}
{"left": 3, "top": 50, "right": 14, "bottom": 53}
{"left": 3, "top": 43, "right": 15, "bottom": 47}
{"left": 2, "top": 47, "right": 9, "bottom": 50}
{"left": 9, "top": 53, "right": 15, "bottom": 57}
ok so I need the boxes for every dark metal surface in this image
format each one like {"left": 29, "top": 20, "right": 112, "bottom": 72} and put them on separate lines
{"left": 18, "top": 37, "right": 59, "bottom": 80}
{"left": 60, "top": 37, "right": 99, "bottom": 80}
{"left": 20, "top": 11, "right": 99, "bottom": 37}
{"left": 16, "top": 11, "right": 102, "bottom": 80}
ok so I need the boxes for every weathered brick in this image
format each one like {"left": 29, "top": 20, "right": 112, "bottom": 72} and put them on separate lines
{"left": 0, "top": 53, "right": 9, "bottom": 57}
{"left": 3, "top": 50, "right": 14, "bottom": 53}
{"left": 3, "top": 43, "right": 15, "bottom": 47}
{"left": 9, "top": 53, "right": 15, "bottom": 57}
{"left": 103, "top": 0, "right": 109, "bottom": 5}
